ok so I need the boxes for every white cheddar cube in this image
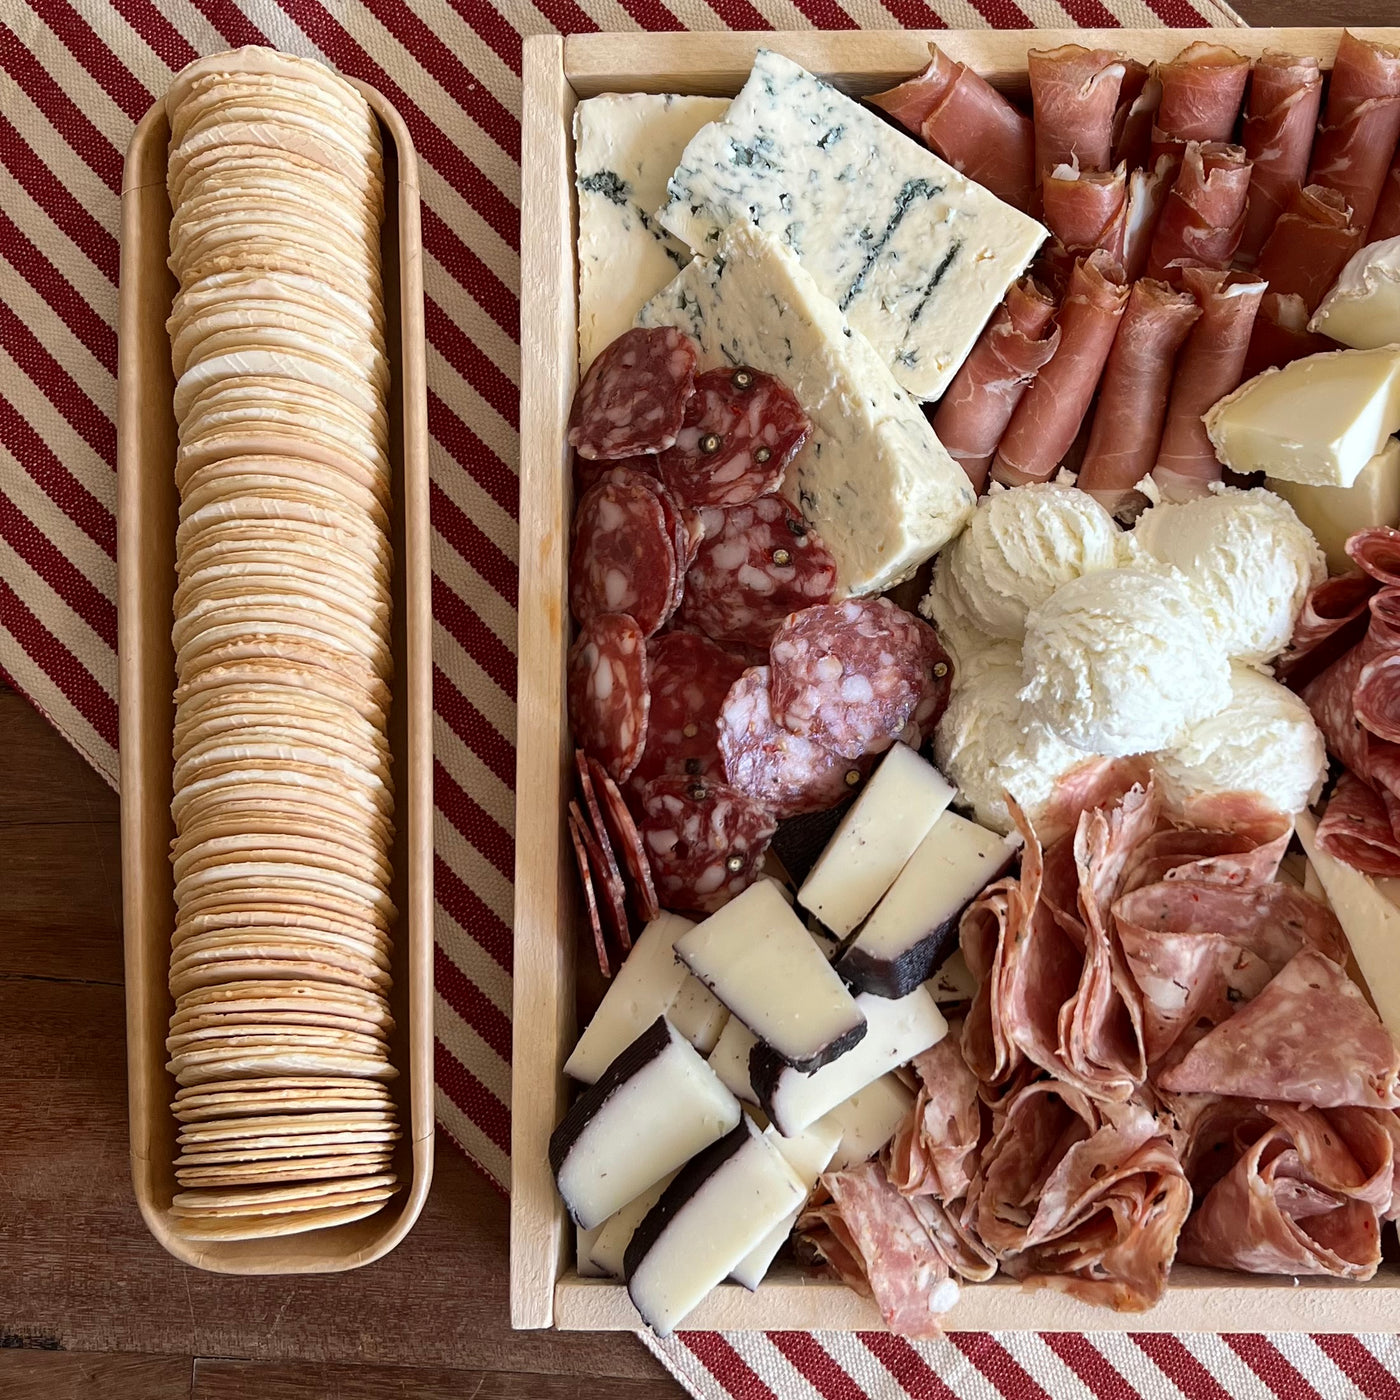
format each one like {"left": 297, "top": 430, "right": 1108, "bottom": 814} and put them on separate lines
{"left": 1269, "top": 439, "right": 1400, "bottom": 575}
{"left": 1309, "top": 236, "right": 1400, "bottom": 351}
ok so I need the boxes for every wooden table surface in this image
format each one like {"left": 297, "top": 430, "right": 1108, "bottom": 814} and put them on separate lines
{"left": 3, "top": 10, "right": 1395, "bottom": 1395}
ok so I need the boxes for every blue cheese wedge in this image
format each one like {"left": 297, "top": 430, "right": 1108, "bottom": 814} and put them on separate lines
{"left": 574, "top": 93, "right": 730, "bottom": 370}
{"left": 639, "top": 220, "right": 975, "bottom": 595}
{"left": 657, "top": 50, "right": 1046, "bottom": 401}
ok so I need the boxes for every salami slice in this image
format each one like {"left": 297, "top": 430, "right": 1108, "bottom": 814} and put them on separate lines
{"left": 628, "top": 631, "right": 748, "bottom": 796}
{"left": 769, "top": 598, "right": 937, "bottom": 761}
{"left": 567, "top": 613, "right": 650, "bottom": 783}
{"left": 570, "top": 798, "right": 630, "bottom": 959}
{"left": 574, "top": 750, "right": 632, "bottom": 953}
{"left": 612, "top": 469, "right": 691, "bottom": 618}
{"left": 567, "top": 327, "right": 697, "bottom": 461}
{"left": 718, "top": 666, "right": 869, "bottom": 819}
{"left": 575, "top": 452, "right": 657, "bottom": 497}
{"left": 566, "top": 805, "right": 610, "bottom": 978}
{"left": 1347, "top": 526, "right": 1400, "bottom": 586}
{"left": 638, "top": 775, "right": 778, "bottom": 914}
{"left": 586, "top": 754, "right": 660, "bottom": 923}
{"left": 656, "top": 367, "right": 810, "bottom": 508}
{"left": 568, "top": 472, "right": 678, "bottom": 636}
{"left": 1275, "top": 570, "right": 1378, "bottom": 687}
{"left": 679, "top": 497, "right": 838, "bottom": 649}
{"left": 1314, "top": 771, "right": 1400, "bottom": 876}
{"left": 897, "top": 627, "right": 955, "bottom": 750}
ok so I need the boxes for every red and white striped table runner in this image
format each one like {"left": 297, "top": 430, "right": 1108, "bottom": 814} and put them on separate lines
{"left": 6, "top": 1, "right": 1400, "bottom": 1395}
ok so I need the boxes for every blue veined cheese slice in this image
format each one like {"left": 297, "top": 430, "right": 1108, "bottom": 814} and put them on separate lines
{"left": 657, "top": 50, "right": 1046, "bottom": 401}
{"left": 574, "top": 93, "right": 730, "bottom": 371}
{"left": 638, "top": 221, "right": 975, "bottom": 596}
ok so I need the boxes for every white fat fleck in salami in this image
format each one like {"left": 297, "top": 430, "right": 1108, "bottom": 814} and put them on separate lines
{"left": 769, "top": 597, "right": 938, "bottom": 761}
{"left": 718, "top": 666, "right": 868, "bottom": 819}
{"left": 567, "top": 613, "right": 650, "bottom": 784}
{"left": 637, "top": 775, "right": 777, "bottom": 915}
{"left": 567, "top": 327, "right": 698, "bottom": 460}
{"left": 679, "top": 496, "right": 837, "bottom": 649}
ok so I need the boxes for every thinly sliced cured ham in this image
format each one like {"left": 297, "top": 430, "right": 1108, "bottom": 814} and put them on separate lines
{"left": 1241, "top": 291, "right": 1338, "bottom": 379}
{"left": 1314, "top": 771, "right": 1400, "bottom": 876}
{"left": 1373, "top": 156, "right": 1400, "bottom": 242}
{"left": 1158, "top": 949, "right": 1400, "bottom": 1109}
{"left": 1152, "top": 267, "right": 1266, "bottom": 502}
{"left": 1111, "top": 59, "right": 1159, "bottom": 171}
{"left": 1122, "top": 156, "right": 1175, "bottom": 281}
{"left": 1254, "top": 183, "right": 1363, "bottom": 315}
{"left": 886, "top": 1030, "right": 982, "bottom": 1203}
{"left": 1152, "top": 43, "right": 1250, "bottom": 156}
{"left": 1144, "top": 141, "right": 1252, "bottom": 281}
{"left": 1042, "top": 161, "right": 1127, "bottom": 261}
{"left": 1238, "top": 52, "right": 1325, "bottom": 262}
{"left": 991, "top": 251, "right": 1129, "bottom": 487}
{"left": 930, "top": 278, "right": 1059, "bottom": 493}
{"left": 1307, "top": 30, "right": 1400, "bottom": 239}
{"left": 1078, "top": 278, "right": 1201, "bottom": 514}
{"left": 1027, "top": 46, "right": 1128, "bottom": 186}
{"left": 869, "top": 45, "right": 1036, "bottom": 211}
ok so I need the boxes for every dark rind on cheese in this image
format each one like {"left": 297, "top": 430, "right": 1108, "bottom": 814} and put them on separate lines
{"left": 749, "top": 1040, "right": 791, "bottom": 1128}
{"left": 549, "top": 1015, "right": 672, "bottom": 1179}
{"left": 771, "top": 799, "right": 857, "bottom": 887}
{"left": 623, "top": 1115, "right": 760, "bottom": 1282}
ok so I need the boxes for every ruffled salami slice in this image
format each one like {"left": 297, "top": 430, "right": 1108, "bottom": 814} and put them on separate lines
{"left": 657, "top": 367, "right": 810, "bottom": 508}
{"left": 586, "top": 754, "right": 660, "bottom": 923}
{"left": 1275, "top": 570, "right": 1378, "bottom": 687}
{"left": 1347, "top": 526, "right": 1400, "bottom": 587}
{"left": 1314, "top": 771, "right": 1400, "bottom": 876}
{"left": 567, "top": 327, "right": 697, "bottom": 460}
{"left": 574, "top": 750, "right": 631, "bottom": 953}
{"left": 628, "top": 631, "right": 748, "bottom": 795}
{"left": 638, "top": 775, "right": 777, "bottom": 914}
{"left": 570, "top": 798, "right": 630, "bottom": 958}
{"left": 769, "top": 598, "right": 937, "bottom": 761}
{"left": 718, "top": 666, "right": 869, "bottom": 819}
{"left": 568, "top": 472, "right": 678, "bottom": 636}
{"left": 679, "top": 497, "right": 837, "bottom": 649}
{"left": 567, "top": 614, "right": 649, "bottom": 783}
{"left": 566, "top": 805, "right": 610, "bottom": 978}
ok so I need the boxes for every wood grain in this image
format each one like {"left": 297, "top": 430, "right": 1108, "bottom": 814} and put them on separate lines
{"left": 0, "top": 1353, "right": 193, "bottom": 1400}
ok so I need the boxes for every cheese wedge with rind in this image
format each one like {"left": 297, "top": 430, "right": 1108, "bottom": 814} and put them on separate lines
{"left": 1309, "top": 236, "right": 1400, "bottom": 351}
{"left": 1269, "top": 439, "right": 1400, "bottom": 575}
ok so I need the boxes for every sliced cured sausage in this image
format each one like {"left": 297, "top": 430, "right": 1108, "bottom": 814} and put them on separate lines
{"left": 586, "top": 754, "right": 660, "bottom": 924}
{"left": 679, "top": 497, "right": 837, "bottom": 649}
{"left": 1346, "top": 526, "right": 1400, "bottom": 587}
{"left": 574, "top": 451, "right": 657, "bottom": 497}
{"left": 575, "top": 750, "right": 632, "bottom": 952}
{"left": 896, "top": 626, "right": 954, "bottom": 751}
{"left": 567, "top": 613, "right": 650, "bottom": 784}
{"left": 1275, "top": 570, "right": 1378, "bottom": 687}
{"left": 567, "top": 326, "right": 697, "bottom": 461}
{"left": 567, "top": 805, "right": 610, "bottom": 978}
{"left": 1314, "top": 771, "right": 1400, "bottom": 877}
{"left": 886, "top": 1032, "right": 982, "bottom": 1203}
{"left": 569, "top": 798, "right": 630, "bottom": 958}
{"left": 656, "top": 367, "right": 809, "bottom": 509}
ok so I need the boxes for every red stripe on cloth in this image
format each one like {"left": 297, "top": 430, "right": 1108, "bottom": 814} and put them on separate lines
{"left": 440, "top": 0, "right": 523, "bottom": 77}
{"left": 0, "top": 209, "right": 117, "bottom": 377}
{"left": 424, "top": 297, "right": 520, "bottom": 431}
{"left": 1312, "top": 1336, "right": 1400, "bottom": 1400}
{"left": 0, "top": 301, "right": 116, "bottom": 467}
{"left": 785, "top": 0, "right": 859, "bottom": 30}
{"left": 430, "top": 481, "right": 518, "bottom": 610}
{"left": 700, "top": 0, "right": 771, "bottom": 30}
{"left": 434, "top": 664, "right": 516, "bottom": 791}
{"left": 1042, "top": 1334, "right": 1142, "bottom": 1400}
{"left": 948, "top": 1333, "right": 1052, "bottom": 1400}
{"left": 526, "top": 0, "right": 600, "bottom": 36}
{"left": 1130, "top": 1334, "right": 1232, "bottom": 1400}
{"left": 0, "top": 489, "right": 118, "bottom": 648}
{"left": 0, "top": 392, "right": 116, "bottom": 556}
{"left": 961, "top": 0, "right": 1033, "bottom": 28}
{"left": 108, "top": 0, "right": 199, "bottom": 71}
{"left": 1141, "top": 0, "right": 1208, "bottom": 24}
{"left": 769, "top": 1332, "right": 867, "bottom": 1400}
{"left": 431, "top": 574, "right": 517, "bottom": 701}
{"left": 0, "top": 113, "right": 120, "bottom": 284}
{"left": 0, "top": 24, "right": 124, "bottom": 194}
{"left": 0, "top": 580, "right": 118, "bottom": 747}
{"left": 275, "top": 0, "right": 522, "bottom": 252}
{"left": 433, "top": 1036, "right": 510, "bottom": 1157}
{"left": 1223, "top": 1336, "right": 1324, "bottom": 1400}
{"left": 875, "top": 0, "right": 947, "bottom": 29}
{"left": 860, "top": 1333, "right": 959, "bottom": 1400}
{"left": 184, "top": 0, "right": 269, "bottom": 47}
{"left": 434, "top": 758, "right": 514, "bottom": 882}
{"left": 435, "top": 852, "right": 513, "bottom": 973}
{"left": 433, "top": 943, "right": 512, "bottom": 1062}
{"left": 358, "top": 0, "right": 520, "bottom": 159}
{"left": 427, "top": 390, "right": 519, "bottom": 518}
{"left": 1048, "top": 0, "right": 1121, "bottom": 27}
{"left": 420, "top": 205, "right": 519, "bottom": 342}
{"left": 21, "top": 0, "right": 155, "bottom": 122}
{"left": 679, "top": 1333, "right": 780, "bottom": 1400}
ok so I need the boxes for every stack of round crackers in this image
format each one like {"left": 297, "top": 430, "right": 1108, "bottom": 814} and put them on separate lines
{"left": 162, "top": 47, "right": 400, "bottom": 1241}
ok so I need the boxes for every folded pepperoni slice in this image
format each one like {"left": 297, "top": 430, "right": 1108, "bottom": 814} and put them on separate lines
{"left": 657, "top": 367, "right": 810, "bottom": 508}
{"left": 586, "top": 753, "right": 660, "bottom": 924}
{"left": 566, "top": 805, "right": 610, "bottom": 978}
{"left": 568, "top": 472, "right": 678, "bottom": 636}
{"left": 567, "top": 613, "right": 650, "bottom": 784}
{"left": 567, "top": 327, "right": 697, "bottom": 460}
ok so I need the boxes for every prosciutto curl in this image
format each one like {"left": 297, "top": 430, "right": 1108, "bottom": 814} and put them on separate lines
{"left": 1111, "top": 58, "right": 1160, "bottom": 171}
{"left": 1152, "top": 267, "right": 1266, "bottom": 502}
{"left": 869, "top": 45, "right": 1035, "bottom": 211}
{"left": 1041, "top": 160, "right": 1128, "bottom": 264}
{"left": 1308, "top": 29, "right": 1400, "bottom": 239}
{"left": 1238, "top": 52, "right": 1325, "bottom": 262}
{"left": 930, "top": 278, "right": 1059, "bottom": 493}
{"left": 1374, "top": 156, "right": 1400, "bottom": 242}
{"left": 1255, "top": 183, "right": 1363, "bottom": 315}
{"left": 1027, "top": 45, "right": 1128, "bottom": 186}
{"left": 1151, "top": 42, "right": 1251, "bottom": 163}
{"left": 1241, "top": 290, "right": 1338, "bottom": 379}
{"left": 1144, "top": 141, "right": 1252, "bottom": 282}
{"left": 1077, "top": 277, "right": 1201, "bottom": 514}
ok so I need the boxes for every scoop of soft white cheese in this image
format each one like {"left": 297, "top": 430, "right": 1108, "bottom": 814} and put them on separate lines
{"left": 941, "top": 482, "right": 1125, "bottom": 640}
{"left": 920, "top": 550, "right": 995, "bottom": 671}
{"left": 1020, "top": 568, "right": 1233, "bottom": 757}
{"left": 1309, "top": 236, "right": 1400, "bottom": 351}
{"left": 934, "top": 643, "right": 1102, "bottom": 834}
{"left": 1132, "top": 487, "right": 1325, "bottom": 667}
{"left": 1152, "top": 663, "right": 1326, "bottom": 817}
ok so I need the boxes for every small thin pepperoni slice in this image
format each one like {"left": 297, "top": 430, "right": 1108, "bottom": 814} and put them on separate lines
{"left": 575, "top": 750, "right": 632, "bottom": 952}
{"left": 567, "top": 805, "right": 610, "bottom": 977}
{"left": 567, "top": 614, "right": 650, "bottom": 783}
{"left": 587, "top": 754, "right": 660, "bottom": 924}
{"left": 567, "top": 327, "right": 697, "bottom": 460}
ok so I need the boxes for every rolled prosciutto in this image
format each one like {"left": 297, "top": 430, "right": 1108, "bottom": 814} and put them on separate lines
{"left": 1152, "top": 267, "right": 1266, "bottom": 501}
{"left": 1255, "top": 183, "right": 1363, "bottom": 314}
{"left": 1078, "top": 278, "right": 1201, "bottom": 513}
{"left": 1372, "top": 156, "right": 1400, "bottom": 242}
{"left": 1308, "top": 29, "right": 1400, "bottom": 239}
{"left": 1111, "top": 59, "right": 1159, "bottom": 171}
{"left": 1042, "top": 160, "right": 1128, "bottom": 261}
{"left": 991, "top": 251, "right": 1129, "bottom": 487}
{"left": 931, "top": 277, "right": 1060, "bottom": 493}
{"left": 1122, "top": 155, "right": 1175, "bottom": 281}
{"left": 1028, "top": 45, "right": 1128, "bottom": 185}
{"left": 1242, "top": 290, "right": 1337, "bottom": 379}
{"left": 1151, "top": 42, "right": 1251, "bottom": 160}
{"left": 1238, "top": 52, "right": 1325, "bottom": 262}
{"left": 869, "top": 45, "right": 1036, "bottom": 211}
{"left": 1144, "top": 141, "right": 1252, "bottom": 281}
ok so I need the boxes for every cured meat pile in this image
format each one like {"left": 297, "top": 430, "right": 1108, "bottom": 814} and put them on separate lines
{"left": 797, "top": 773, "right": 1400, "bottom": 1327}
{"left": 564, "top": 328, "right": 954, "bottom": 969}
{"left": 872, "top": 31, "right": 1400, "bottom": 507}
